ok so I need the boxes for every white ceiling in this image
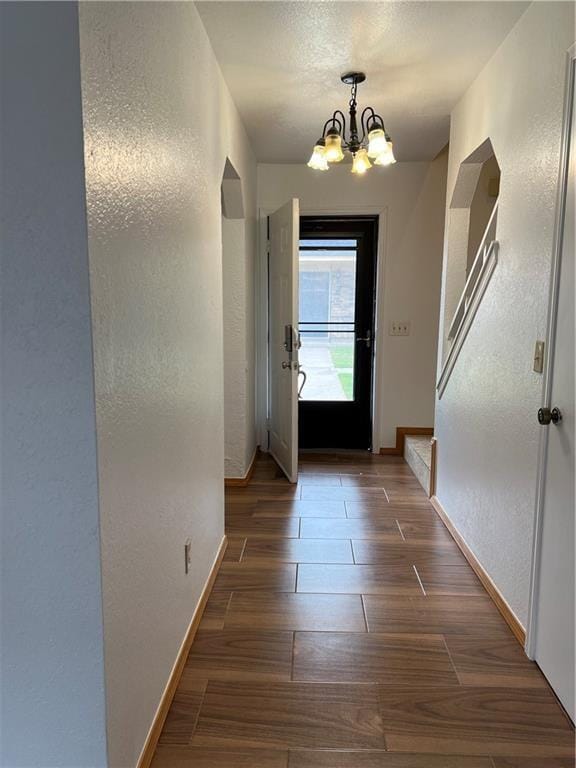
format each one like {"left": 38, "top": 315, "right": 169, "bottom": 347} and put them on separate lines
{"left": 196, "top": 1, "right": 528, "bottom": 163}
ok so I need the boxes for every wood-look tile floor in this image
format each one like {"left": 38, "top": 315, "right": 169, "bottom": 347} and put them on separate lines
{"left": 152, "top": 452, "right": 575, "bottom": 768}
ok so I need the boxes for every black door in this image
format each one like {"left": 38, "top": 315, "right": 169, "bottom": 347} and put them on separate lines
{"left": 298, "top": 216, "right": 378, "bottom": 449}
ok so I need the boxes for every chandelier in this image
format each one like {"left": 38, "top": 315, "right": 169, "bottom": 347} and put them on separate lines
{"left": 307, "top": 72, "right": 396, "bottom": 174}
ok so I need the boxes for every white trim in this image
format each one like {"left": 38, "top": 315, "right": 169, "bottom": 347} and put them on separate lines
{"left": 255, "top": 209, "right": 270, "bottom": 449}
{"left": 526, "top": 43, "right": 576, "bottom": 658}
{"left": 255, "top": 204, "right": 387, "bottom": 453}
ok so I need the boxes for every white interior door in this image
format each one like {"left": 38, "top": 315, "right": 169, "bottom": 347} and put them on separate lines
{"left": 531, "top": 52, "right": 575, "bottom": 722}
{"left": 268, "top": 199, "right": 299, "bottom": 483}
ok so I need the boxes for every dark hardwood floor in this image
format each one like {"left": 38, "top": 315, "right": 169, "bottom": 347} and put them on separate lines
{"left": 152, "top": 452, "right": 575, "bottom": 767}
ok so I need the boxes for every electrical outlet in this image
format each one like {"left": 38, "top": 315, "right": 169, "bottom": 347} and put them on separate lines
{"left": 184, "top": 539, "right": 192, "bottom": 574}
{"left": 390, "top": 320, "right": 411, "bottom": 336}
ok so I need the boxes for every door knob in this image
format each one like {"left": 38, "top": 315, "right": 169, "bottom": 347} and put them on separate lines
{"left": 281, "top": 361, "right": 291, "bottom": 370}
{"left": 538, "top": 407, "right": 562, "bottom": 425}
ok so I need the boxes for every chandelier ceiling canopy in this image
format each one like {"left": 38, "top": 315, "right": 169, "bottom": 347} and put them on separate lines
{"left": 307, "top": 72, "right": 396, "bottom": 175}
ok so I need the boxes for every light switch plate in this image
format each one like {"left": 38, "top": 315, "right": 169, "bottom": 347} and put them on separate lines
{"left": 533, "top": 340, "right": 545, "bottom": 373}
{"left": 390, "top": 321, "right": 411, "bottom": 336}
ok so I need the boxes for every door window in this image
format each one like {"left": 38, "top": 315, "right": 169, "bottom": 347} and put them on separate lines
{"left": 298, "top": 239, "right": 357, "bottom": 402}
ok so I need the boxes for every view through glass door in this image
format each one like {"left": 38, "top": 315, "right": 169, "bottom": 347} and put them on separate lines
{"left": 298, "top": 216, "right": 378, "bottom": 449}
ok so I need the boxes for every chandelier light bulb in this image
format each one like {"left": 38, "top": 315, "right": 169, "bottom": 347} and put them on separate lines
{"left": 374, "top": 137, "right": 397, "bottom": 166}
{"left": 307, "top": 141, "right": 329, "bottom": 171}
{"left": 367, "top": 127, "right": 387, "bottom": 158}
{"left": 351, "top": 148, "right": 372, "bottom": 174}
{"left": 324, "top": 132, "right": 345, "bottom": 163}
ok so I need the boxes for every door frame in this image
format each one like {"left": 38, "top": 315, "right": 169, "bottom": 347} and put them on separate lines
{"left": 526, "top": 42, "right": 576, "bottom": 658}
{"left": 256, "top": 205, "right": 388, "bottom": 454}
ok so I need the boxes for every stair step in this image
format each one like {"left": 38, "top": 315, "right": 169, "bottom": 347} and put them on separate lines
{"left": 404, "top": 435, "right": 432, "bottom": 494}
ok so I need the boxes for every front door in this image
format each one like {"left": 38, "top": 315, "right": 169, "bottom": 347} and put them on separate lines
{"left": 531, "top": 50, "right": 575, "bottom": 721}
{"left": 268, "top": 199, "right": 300, "bottom": 483}
{"left": 298, "top": 217, "right": 378, "bottom": 449}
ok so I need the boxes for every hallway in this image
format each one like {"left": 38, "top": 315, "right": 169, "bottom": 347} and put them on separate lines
{"left": 152, "top": 453, "right": 575, "bottom": 767}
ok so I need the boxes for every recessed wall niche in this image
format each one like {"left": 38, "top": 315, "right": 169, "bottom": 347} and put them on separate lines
{"left": 441, "top": 138, "right": 500, "bottom": 362}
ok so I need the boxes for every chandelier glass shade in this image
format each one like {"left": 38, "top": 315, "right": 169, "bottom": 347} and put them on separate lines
{"left": 307, "top": 72, "right": 396, "bottom": 174}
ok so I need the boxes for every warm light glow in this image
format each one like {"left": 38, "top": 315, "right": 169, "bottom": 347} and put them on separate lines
{"left": 324, "top": 133, "right": 345, "bottom": 163}
{"left": 374, "top": 138, "right": 396, "bottom": 166}
{"left": 351, "top": 148, "right": 372, "bottom": 174}
{"left": 307, "top": 143, "right": 329, "bottom": 171}
{"left": 367, "top": 128, "right": 387, "bottom": 158}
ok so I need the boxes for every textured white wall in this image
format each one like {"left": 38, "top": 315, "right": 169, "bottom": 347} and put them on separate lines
{"left": 78, "top": 3, "right": 256, "bottom": 765}
{"left": 435, "top": 1, "right": 575, "bottom": 626}
{"left": 0, "top": 3, "right": 107, "bottom": 765}
{"left": 223, "top": 217, "right": 257, "bottom": 477}
{"left": 257, "top": 156, "right": 448, "bottom": 448}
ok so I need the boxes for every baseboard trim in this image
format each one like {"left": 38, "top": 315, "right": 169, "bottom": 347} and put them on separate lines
{"left": 430, "top": 495, "right": 525, "bottom": 646}
{"left": 225, "top": 449, "right": 258, "bottom": 487}
{"left": 380, "top": 426, "right": 434, "bottom": 457}
{"left": 136, "top": 535, "right": 228, "bottom": 768}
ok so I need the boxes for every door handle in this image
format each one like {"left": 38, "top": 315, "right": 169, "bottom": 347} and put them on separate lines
{"left": 538, "top": 407, "right": 562, "bottom": 425}
{"left": 281, "top": 361, "right": 291, "bottom": 370}
{"left": 356, "top": 329, "right": 372, "bottom": 348}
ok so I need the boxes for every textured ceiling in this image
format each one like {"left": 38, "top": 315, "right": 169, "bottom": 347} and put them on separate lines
{"left": 196, "top": 1, "right": 528, "bottom": 163}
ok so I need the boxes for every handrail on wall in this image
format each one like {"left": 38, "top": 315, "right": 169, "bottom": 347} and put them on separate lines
{"left": 447, "top": 202, "right": 499, "bottom": 342}
{"left": 437, "top": 202, "right": 499, "bottom": 398}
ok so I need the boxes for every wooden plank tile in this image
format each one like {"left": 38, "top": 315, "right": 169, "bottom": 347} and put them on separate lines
{"left": 363, "top": 595, "right": 514, "bottom": 637}
{"left": 338, "top": 475, "right": 390, "bottom": 487}
{"left": 223, "top": 536, "right": 246, "bottom": 563}
{"left": 386, "top": 489, "right": 430, "bottom": 504}
{"left": 243, "top": 538, "right": 354, "bottom": 564}
{"left": 225, "top": 592, "right": 367, "bottom": 632}
{"left": 345, "top": 501, "right": 431, "bottom": 517}
{"left": 415, "top": 564, "right": 485, "bottom": 596}
{"left": 288, "top": 751, "right": 493, "bottom": 767}
{"left": 225, "top": 516, "right": 300, "bottom": 538}
{"left": 300, "top": 452, "right": 395, "bottom": 466}
{"left": 396, "top": 519, "right": 454, "bottom": 544}
{"left": 340, "top": 473, "right": 422, "bottom": 488}
{"left": 152, "top": 746, "right": 288, "bottom": 767}
{"left": 381, "top": 479, "right": 427, "bottom": 490}
{"left": 340, "top": 465, "right": 415, "bottom": 477}
{"left": 492, "top": 759, "right": 576, "bottom": 767}
{"left": 212, "top": 562, "right": 297, "bottom": 593}
{"left": 199, "top": 592, "right": 232, "bottom": 630}
{"left": 227, "top": 484, "right": 301, "bottom": 502}
{"left": 379, "top": 686, "right": 575, "bottom": 756}
{"left": 292, "top": 632, "right": 459, "bottom": 685}
{"left": 158, "top": 681, "right": 206, "bottom": 745}
{"left": 192, "top": 681, "right": 385, "bottom": 749}
{"left": 297, "top": 474, "right": 342, "bottom": 486}
{"left": 297, "top": 564, "right": 421, "bottom": 596}
{"left": 444, "top": 635, "right": 549, "bottom": 688}
{"left": 184, "top": 630, "right": 293, "bottom": 682}
{"left": 253, "top": 500, "right": 347, "bottom": 518}
{"left": 300, "top": 517, "right": 402, "bottom": 541}
{"left": 300, "top": 486, "right": 388, "bottom": 502}
{"left": 352, "top": 541, "right": 466, "bottom": 567}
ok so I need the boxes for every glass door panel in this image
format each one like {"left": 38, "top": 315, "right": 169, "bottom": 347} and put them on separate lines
{"left": 298, "top": 241, "right": 357, "bottom": 402}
